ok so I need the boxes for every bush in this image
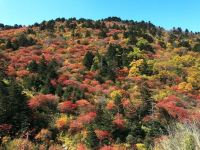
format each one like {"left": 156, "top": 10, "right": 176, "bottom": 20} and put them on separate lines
{"left": 3, "top": 138, "right": 36, "bottom": 150}
{"left": 193, "top": 43, "right": 200, "bottom": 52}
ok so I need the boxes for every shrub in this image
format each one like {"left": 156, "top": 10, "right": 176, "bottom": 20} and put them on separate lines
{"left": 4, "top": 138, "right": 36, "bottom": 150}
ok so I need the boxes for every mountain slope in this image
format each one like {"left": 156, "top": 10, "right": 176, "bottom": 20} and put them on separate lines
{"left": 0, "top": 17, "right": 200, "bottom": 149}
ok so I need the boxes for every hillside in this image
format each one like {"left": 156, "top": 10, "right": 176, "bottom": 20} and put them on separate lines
{"left": 0, "top": 17, "right": 200, "bottom": 150}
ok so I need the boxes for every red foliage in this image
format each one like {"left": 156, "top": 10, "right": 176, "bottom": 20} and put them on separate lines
{"left": 78, "top": 112, "right": 97, "bottom": 124}
{"left": 16, "top": 70, "right": 30, "bottom": 77}
{"left": 99, "top": 146, "right": 115, "bottom": 150}
{"left": 0, "top": 124, "right": 12, "bottom": 132}
{"left": 6, "top": 65, "right": 16, "bottom": 76}
{"left": 28, "top": 94, "right": 57, "bottom": 109}
{"left": 69, "top": 112, "right": 97, "bottom": 131}
{"left": 58, "top": 101, "right": 77, "bottom": 113}
{"left": 63, "top": 80, "right": 78, "bottom": 86}
{"left": 157, "top": 95, "right": 189, "bottom": 121}
{"left": 116, "top": 68, "right": 129, "bottom": 78}
{"left": 94, "top": 129, "right": 110, "bottom": 141}
{"left": 91, "top": 80, "right": 99, "bottom": 86}
{"left": 122, "top": 99, "right": 130, "bottom": 108}
{"left": 69, "top": 120, "right": 83, "bottom": 130}
{"left": 106, "top": 101, "right": 116, "bottom": 110}
{"left": 50, "top": 79, "right": 57, "bottom": 87}
{"left": 76, "top": 99, "right": 90, "bottom": 107}
{"left": 57, "top": 75, "right": 69, "bottom": 84}
{"left": 79, "top": 83, "right": 89, "bottom": 91}
{"left": 112, "top": 113, "right": 125, "bottom": 128}
{"left": 77, "top": 143, "right": 87, "bottom": 150}
{"left": 142, "top": 115, "right": 156, "bottom": 122}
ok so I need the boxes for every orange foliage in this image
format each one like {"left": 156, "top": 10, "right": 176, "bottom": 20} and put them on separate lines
{"left": 58, "top": 101, "right": 77, "bottom": 113}
{"left": 77, "top": 143, "right": 87, "bottom": 150}
{"left": 106, "top": 101, "right": 116, "bottom": 110}
{"left": 28, "top": 94, "right": 57, "bottom": 109}
{"left": 112, "top": 113, "right": 125, "bottom": 128}
{"left": 157, "top": 95, "right": 189, "bottom": 121}
{"left": 76, "top": 99, "right": 90, "bottom": 107}
{"left": 56, "top": 116, "right": 69, "bottom": 129}
{"left": 99, "top": 146, "right": 114, "bottom": 150}
{"left": 94, "top": 129, "right": 110, "bottom": 141}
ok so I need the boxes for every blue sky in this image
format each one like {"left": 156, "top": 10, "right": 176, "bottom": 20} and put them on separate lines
{"left": 0, "top": 0, "right": 199, "bottom": 31}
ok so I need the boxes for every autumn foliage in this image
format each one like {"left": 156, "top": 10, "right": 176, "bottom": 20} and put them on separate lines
{"left": 28, "top": 94, "right": 58, "bottom": 109}
{"left": 1, "top": 17, "right": 200, "bottom": 149}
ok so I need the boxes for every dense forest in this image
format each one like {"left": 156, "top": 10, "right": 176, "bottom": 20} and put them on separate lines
{"left": 0, "top": 17, "right": 200, "bottom": 150}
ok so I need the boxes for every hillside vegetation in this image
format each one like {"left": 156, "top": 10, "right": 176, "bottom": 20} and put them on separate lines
{"left": 0, "top": 17, "right": 200, "bottom": 150}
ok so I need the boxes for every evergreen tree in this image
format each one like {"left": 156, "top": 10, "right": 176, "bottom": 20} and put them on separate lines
{"left": 27, "top": 60, "right": 38, "bottom": 72}
{"left": 83, "top": 51, "right": 95, "bottom": 70}
{"left": 85, "top": 125, "right": 99, "bottom": 148}
{"left": 98, "top": 29, "right": 107, "bottom": 38}
{"left": 193, "top": 43, "right": 200, "bottom": 52}
{"left": 5, "top": 39, "right": 13, "bottom": 49}
{"left": 136, "top": 82, "right": 154, "bottom": 119}
{"left": 55, "top": 84, "right": 63, "bottom": 97}
{"left": 0, "top": 78, "right": 30, "bottom": 135}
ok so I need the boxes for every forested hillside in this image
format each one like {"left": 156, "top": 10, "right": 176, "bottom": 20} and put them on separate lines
{"left": 0, "top": 17, "right": 200, "bottom": 150}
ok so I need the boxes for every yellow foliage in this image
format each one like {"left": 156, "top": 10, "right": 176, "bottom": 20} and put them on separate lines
{"left": 113, "top": 144, "right": 128, "bottom": 149}
{"left": 5, "top": 138, "right": 36, "bottom": 150}
{"left": 58, "top": 133, "right": 84, "bottom": 150}
{"left": 35, "top": 129, "right": 52, "bottom": 142}
{"left": 172, "top": 55, "right": 195, "bottom": 67}
{"left": 129, "top": 66, "right": 140, "bottom": 76}
{"left": 110, "top": 90, "right": 123, "bottom": 100}
{"left": 22, "top": 89, "right": 34, "bottom": 97}
{"left": 178, "top": 82, "right": 193, "bottom": 92}
{"left": 153, "top": 89, "right": 172, "bottom": 101}
{"left": 2, "top": 79, "right": 9, "bottom": 85}
{"left": 129, "top": 59, "right": 144, "bottom": 76}
{"left": 1, "top": 136, "right": 11, "bottom": 144}
{"left": 187, "top": 67, "right": 200, "bottom": 89}
{"left": 56, "top": 115, "right": 69, "bottom": 129}
{"left": 136, "top": 143, "right": 147, "bottom": 150}
{"left": 156, "top": 70, "right": 177, "bottom": 82}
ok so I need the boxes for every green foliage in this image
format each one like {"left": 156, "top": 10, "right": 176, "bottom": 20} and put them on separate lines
{"left": 55, "top": 84, "right": 63, "bottom": 97}
{"left": 85, "top": 30, "right": 91, "bottom": 37}
{"left": 193, "top": 43, "right": 200, "bottom": 52}
{"left": 40, "top": 20, "right": 55, "bottom": 31}
{"left": 92, "top": 52, "right": 117, "bottom": 82}
{"left": 106, "top": 44, "right": 132, "bottom": 68}
{"left": 98, "top": 29, "right": 108, "bottom": 38}
{"left": 128, "top": 47, "right": 143, "bottom": 60}
{"left": 0, "top": 78, "right": 30, "bottom": 135}
{"left": 83, "top": 51, "right": 95, "bottom": 70}
{"left": 63, "top": 85, "right": 85, "bottom": 102}
{"left": 178, "top": 40, "right": 191, "bottom": 48}
{"left": 113, "top": 33, "right": 119, "bottom": 40}
{"left": 85, "top": 125, "right": 99, "bottom": 148}
{"left": 94, "top": 103, "right": 113, "bottom": 130}
{"left": 136, "top": 38, "right": 154, "bottom": 53}
{"left": 25, "top": 58, "right": 58, "bottom": 94}
{"left": 5, "top": 34, "right": 36, "bottom": 50}
{"left": 129, "top": 59, "right": 154, "bottom": 76}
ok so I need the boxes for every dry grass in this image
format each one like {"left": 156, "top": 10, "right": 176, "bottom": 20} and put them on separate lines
{"left": 153, "top": 123, "right": 200, "bottom": 150}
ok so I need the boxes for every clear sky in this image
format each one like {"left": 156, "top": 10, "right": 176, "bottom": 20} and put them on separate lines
{"left": 0, "top": 0, "right": 199, "bottom": 31}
